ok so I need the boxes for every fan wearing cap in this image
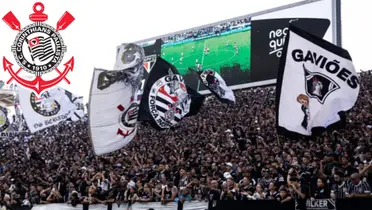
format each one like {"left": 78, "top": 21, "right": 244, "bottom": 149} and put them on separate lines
{"left": 220, "top": 176, "right": 238, "bottom": 200}
{"left": 225, "top": 162, "right": 237, "bottom": 180}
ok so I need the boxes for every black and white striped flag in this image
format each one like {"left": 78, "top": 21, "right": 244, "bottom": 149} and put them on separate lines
{"left": 27, "top": 36, "right": 54, "bottom": 62}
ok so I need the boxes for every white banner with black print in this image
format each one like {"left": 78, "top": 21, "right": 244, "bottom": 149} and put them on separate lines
{"left": 18, "top": 87, "right": 77, "bottom": 133}
{"left": 276, "top": 24, "right": 359, "bottom": 136}
{"left": 296, "top": 199, "right": 336, "bottom": 210}
{"left": 31, "top": 201, "right": 208, "bottom": 210}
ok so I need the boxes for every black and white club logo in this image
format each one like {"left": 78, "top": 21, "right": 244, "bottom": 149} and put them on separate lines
{"left": 0, "top": 107, "right": 10, "bottom": 132}
{"left": 30, "top": 92, "right": 61, "bottom": 116}
{"left": 11, "top": 22, "right": 67, "bottom": 76}
{"left": 119, "top": 102, "right": 139, "bottom": 128}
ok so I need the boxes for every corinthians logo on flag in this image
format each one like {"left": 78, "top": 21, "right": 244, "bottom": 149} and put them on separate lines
{"left": 149, "top": 69, "right": 191, "bottom": 129}
{"left": 2, "top": 2, "right": 75, "bottom": 95}
{"left": 0, "top": 106, "right": 10, "bottom": 132}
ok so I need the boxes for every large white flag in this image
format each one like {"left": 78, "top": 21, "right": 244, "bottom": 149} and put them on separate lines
{"left": 89, "top": 43, "right": 144, "bottom": 155}
{"left": 276, "top": 25, "right": 360, "bottom": 136}
{"left": 18, "top": 87, "right": 76, "bottom": 133}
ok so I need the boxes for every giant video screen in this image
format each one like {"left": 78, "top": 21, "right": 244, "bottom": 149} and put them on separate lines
{"left": 160, "top": 22, "right": 251, "bottom": 90}
{"left": 139, "top": 0, "right": 338, "bottom": 91}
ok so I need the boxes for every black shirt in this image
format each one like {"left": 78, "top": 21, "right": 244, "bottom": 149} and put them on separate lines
{"left": 208, "top": 189, "right": 221, "bottom": 201}
{"left": 265, "top": 191, "right": 278, "bottom": 200}
{"left": 314, "top": 187, "right": 330, "bottom": 198}
{"left": 292, "top": 184, "right": 309, "bottom": 210}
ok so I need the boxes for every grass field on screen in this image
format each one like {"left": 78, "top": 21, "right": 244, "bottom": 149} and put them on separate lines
{"left": 161, "top": 30, "right": 251, "bottom": 75}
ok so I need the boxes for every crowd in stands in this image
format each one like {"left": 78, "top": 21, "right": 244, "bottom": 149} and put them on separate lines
{"left": 162, "top": 18, "right": 250, "bottom": 44}
{"left": 0, "top": 70, "right": 371, "bottom": 209}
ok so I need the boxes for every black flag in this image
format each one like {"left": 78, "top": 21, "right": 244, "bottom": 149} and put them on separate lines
{"left": 138, "top": 57, "right": 204, "bottom": 130}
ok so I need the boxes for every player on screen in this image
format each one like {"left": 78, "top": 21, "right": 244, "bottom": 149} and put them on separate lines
{"left": 226, "top": 41, "right": 229, "bottom": 47}
{"left": 195, "top": 58, "right": 199, "bottom": 65}
{"left": 234, "top": 42, "right": 239, "bottom": 55}
{"left": 181, "top": 52, "right": 184, "bottom": 57}
{"left": 196, "top": 63, "right": 202, "bottom": 70}
{"left": 206, "top": 48, "right": 210, "bottom": 55}
{"left": 171, "top": 57, "right": 174, "bottom": 61}
{"left": 192, "top": 45, "right": 194, "bottom": 52}
{"left": 180, "top": 57, "right": 183, "bottom": 64}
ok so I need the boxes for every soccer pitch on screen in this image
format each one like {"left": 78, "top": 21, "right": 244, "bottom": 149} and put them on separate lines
{"left": 161, "top": 29, "right": 251, "bottom": 75}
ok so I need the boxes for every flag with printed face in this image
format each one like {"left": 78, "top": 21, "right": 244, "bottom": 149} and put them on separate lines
{"left": 18, "top": 87, "right": 76, "bottom": 133}
{"left": 194, "top": 69, "right": 235, "bottom": 104}
{"left": 89, "top": 43, "right": 145, "bottom": 155}
{"left": 276, "top": 24, "right": 360, "bottom": 137}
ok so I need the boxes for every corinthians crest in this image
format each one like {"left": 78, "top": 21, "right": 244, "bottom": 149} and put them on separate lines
{"left": 149, "top": 69, "right": 191, "bottom": 129}
{"left": 0, "top": 106, "right": 10, "bottom": 132}
{"left": 2, "top": 2, "right": 75, "bottom": 95}
{"left": 30, "top": 91, "right": 61, "bottom": 117}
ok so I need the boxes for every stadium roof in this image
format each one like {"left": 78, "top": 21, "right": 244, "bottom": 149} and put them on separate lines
{"left": 0, "top": 89, "right": 14, "bottom": 107}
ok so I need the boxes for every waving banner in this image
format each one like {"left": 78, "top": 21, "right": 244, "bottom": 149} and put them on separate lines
{"left": 138, "top": 57, "right": 204, "bottom": 130}
{"left": 276, "top": 25, "right": 359, "bottom": 137}
{"left": 18, "top": 87, "right": 76, "bottom": 133}
{"left": 58, "top": 88, "right": 85, "bottom": 121}
{"left": 195, "top": 69, "right": 235, "bottom": 104}
{"left": 89, "top": 43, "right": 144, "bottom": 155}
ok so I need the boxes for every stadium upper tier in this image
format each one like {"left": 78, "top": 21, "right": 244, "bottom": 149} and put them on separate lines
{"left": 0, "top": 89, "right": 15, "bottom": 107}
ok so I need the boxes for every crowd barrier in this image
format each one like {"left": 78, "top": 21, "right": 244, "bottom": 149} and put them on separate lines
{"left": 212, "top": 198, "right": 372, "bottom": 210}
{"left": 15, "top": 198, "right": 372, "bottom": 210}
{"left": 31, "top": 201, "right": 208, "bottom": 210}
{"left": 296, "top": 199, "right": 336, "bottom": 210}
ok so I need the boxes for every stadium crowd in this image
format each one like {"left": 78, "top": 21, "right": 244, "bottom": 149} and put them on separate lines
{"left": 0, "top": 70, "right": 371, "bottom": 209}
{"left": 162, "top": 18, "right": 250, "bottom": 44}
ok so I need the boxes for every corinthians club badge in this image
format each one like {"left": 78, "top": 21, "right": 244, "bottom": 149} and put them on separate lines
{"left": 0, "top": 106, "right": 10, "bottom": 132}
{"left": 2, "top": 2, "right": 75, "bottom": 94}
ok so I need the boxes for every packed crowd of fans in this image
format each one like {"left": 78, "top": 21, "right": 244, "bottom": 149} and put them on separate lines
{"left": 162, "top": 18, "right": 250, "bottom": 44}
{"left": 0, "top": 70, "right": 371, "bottom": 209}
